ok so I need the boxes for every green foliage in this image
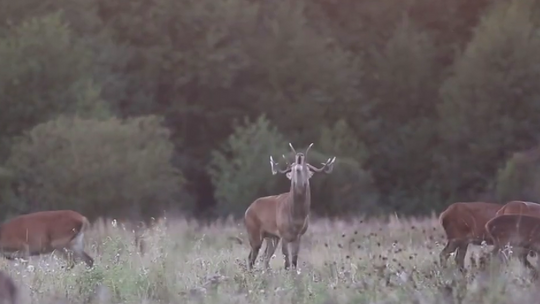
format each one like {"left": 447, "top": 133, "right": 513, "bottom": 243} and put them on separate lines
{"left": 208, "top": 115, "right": 288, "bottom": 217}
{"left": 437, "top": 0, "right": 540, "bottom": 199}
{"left": 357, "top": 16, "right": 441, "bottom": 211}
{"left": 5, "top": 115, "right": 186, "bottom": 219}
{"left": 495, "top": 148, "right": 540, "bottom": 203}
{"left": 0, "top": 12, "right": 110, "bottom": 143}
{"left": 310, "top": 121, "right": 379, "bottom": 216}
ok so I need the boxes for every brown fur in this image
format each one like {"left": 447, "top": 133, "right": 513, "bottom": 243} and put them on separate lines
{"left": 245, "top": 192, "right": 310, "bottom": 270}
{"left": 0, "top": 271, "right": 17, "bottom": 304}
{"left": 245, "top": 143, "right": 335, "bottom": 270}
{"left": 496, "top": 200, "right": 540, "bottom": 217}
{"left": 485, "top": 214, "right": 540, "bottom": 277}
{"left": 493, "top": 200, "right": 540, "bottom": 269}
{"left": 0, "top": 210, "right": 94, "bottom": 268}
{"left": 439, "top": 202, "right": 502, "bottom": 270}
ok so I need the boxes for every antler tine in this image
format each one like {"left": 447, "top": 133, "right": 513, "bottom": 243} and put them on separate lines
{"left": 305, "top": 143, "right": 314, "bottom": 158}
{"left": 289, "top": 143, "right": 297, "bottom": 154}
{"left": 282, "top": 154, "right": 290, "bottom": 166}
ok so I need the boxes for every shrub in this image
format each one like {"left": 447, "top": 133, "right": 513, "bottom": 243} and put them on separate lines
{"left": 207, "top": 114, "right": 288, "bottom": 217}
{"left": 5, "top": 115, "right": 186, "bottom": 219}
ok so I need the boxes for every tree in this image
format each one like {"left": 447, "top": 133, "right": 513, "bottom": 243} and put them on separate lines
{"left": 495, "top": 147, "right": 540, "bottom": 203}
{"left": 357, "top": 16, "right": 442, "bottom": 212}
{"left": 5, "top": 115, "right": 187, "bottom": 219}
{"left": 0, "top": 12, "right": 110, "bottom": 158}
{"left": 437, "top": 0, "right": 540, "bottom": 201}
{"left": 311, "top": 120, "right": 379, "bottom": 216}
{"left": 207, "top": 115, "right": 289, "bottom": 217}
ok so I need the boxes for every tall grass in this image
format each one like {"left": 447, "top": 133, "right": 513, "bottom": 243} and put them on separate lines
{"left": 2, "top": 215, "right": 540, "bottom": 303}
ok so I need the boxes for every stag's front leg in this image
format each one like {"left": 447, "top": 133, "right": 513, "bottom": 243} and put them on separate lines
{"left": 290, "top": 238, "right": 302, "bottom": 269}
{"left": 281, "top": 240, "right": 290, "bottom": 270}
{"left": 263, "top": 237, "right": 279, "bottom": 270}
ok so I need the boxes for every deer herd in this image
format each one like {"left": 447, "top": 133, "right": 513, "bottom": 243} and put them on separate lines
{"left": 439, "top": 200, "right": 540, "bottom": 277}
{"left": 1, "top": 143, "right": 540, "bottom": 301}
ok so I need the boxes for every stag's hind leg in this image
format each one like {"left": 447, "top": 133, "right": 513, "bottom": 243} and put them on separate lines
{"left": 247, "top": 233, "right": 263, "bottom": 270}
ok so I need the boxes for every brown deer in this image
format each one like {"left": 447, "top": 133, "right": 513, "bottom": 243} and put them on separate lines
{"left": 0, "top": 271, "right": 17, "bottom": 304}
{"left": 0, "top": 210, "right": 94, "bottom": 268}
{"left": 439, "top": 202, "right": 502, "bottom": 271}
{"left": 244, "top": 143, "right": 336, "bottom": 270}
{"left": 485, "top": 214, "right": 540, "bottom": 277}
{"left": 493, "top": 200, "right": 540, "bottom": 271}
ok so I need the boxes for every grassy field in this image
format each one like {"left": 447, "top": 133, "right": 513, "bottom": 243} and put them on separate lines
{"left": 2, "top": 215, "right": 539, "bottom": 304}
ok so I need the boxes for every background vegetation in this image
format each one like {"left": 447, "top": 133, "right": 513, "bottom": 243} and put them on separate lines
{"left": 0, "top": 0, "right": 539, "bottom": 221}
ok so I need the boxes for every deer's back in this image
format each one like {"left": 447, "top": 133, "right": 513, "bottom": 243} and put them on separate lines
{"left": 439, "top": 202, "right": 501, "bottom": 241}
{"left": 487, "top": 214, "right": 540, "bottom": 248}
{"left": 0, "top": 210, "right": 85, "bottom": 251}
{"left": 497, "top": 201, "right": 540, "bottom": 218}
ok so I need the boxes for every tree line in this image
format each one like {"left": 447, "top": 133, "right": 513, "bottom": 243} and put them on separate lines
{"left": 0, "top": 0, "right": 539, "bottom": 221}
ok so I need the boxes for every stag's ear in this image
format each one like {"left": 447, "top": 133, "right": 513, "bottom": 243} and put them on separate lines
{"left": 286, "top": 172, "right": 292, "bottom": 180}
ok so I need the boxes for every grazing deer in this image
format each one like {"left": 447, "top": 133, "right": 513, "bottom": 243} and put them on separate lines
{"left": 0, "top": 210, "right": 94, "bottom": 268}
{"left": 494, "top": 200, "right": 540, "bottom": 271}
{"left": 244, "top": 143, "right": 336, "bottom": 270}
{"left": 0, "top": 271, "right": 17, "bottom": 304}
{"left": 439, "top": 202, "right": 502, "bottom": 271}
{"left": 485, "top": 214, "right": 540, "bottom": 277}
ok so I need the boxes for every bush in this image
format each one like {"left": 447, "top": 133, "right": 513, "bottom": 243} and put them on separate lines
{"left": 309, "top": 120, "right": 379, "bottom": 216}
{"left": 437, "top": 0, "right": 540, "bottom": 199}
{"left": 495, "top": 147, "right": 540, "bottom": 203}
{"left": 5, "top": 115, "right": 187, "bottom": 219}
{"left": 207, "top": 114, "right": 288, "bottom": 217}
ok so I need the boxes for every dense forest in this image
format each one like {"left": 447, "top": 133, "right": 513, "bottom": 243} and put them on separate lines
{"left": 0, "top": 0, "right": 539, "bottom": 222}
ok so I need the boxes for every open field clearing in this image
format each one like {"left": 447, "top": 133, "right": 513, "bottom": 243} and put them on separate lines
{"left": 1, "top": 216, "right": 540, "bottom": 304}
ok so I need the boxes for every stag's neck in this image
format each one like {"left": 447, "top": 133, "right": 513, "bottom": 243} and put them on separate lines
{"left": 288, "top": 183, "right": 311, "bottom": 220}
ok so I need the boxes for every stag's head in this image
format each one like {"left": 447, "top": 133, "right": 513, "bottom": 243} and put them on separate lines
{"left": 269, "top": 143, "right": 336, "bottom": 190}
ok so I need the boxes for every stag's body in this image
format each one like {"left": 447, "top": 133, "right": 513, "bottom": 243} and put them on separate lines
{"left": 486, "top": 214, "right": 540, "bottom": 277}
{"left": 245, "top": 143, "right": 335, "bottom": 270}
{"left": 439, "top": 202, "right": 501, "bottom": 270}
{"left": 494, "top": 200, "right": 540, "bottom": 270}
{"left": 0, "top": 210, "right": 94, "bottom": 268}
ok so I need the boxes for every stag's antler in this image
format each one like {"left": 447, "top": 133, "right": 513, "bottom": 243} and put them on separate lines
{"left": 289, "top": 143, "right": 297, "bottom": 154}
{"left": 305, "top": 143, "right": 314, "bottom": 158}
{"left": 269, "top": 156, "right": 292, "bottom": 175}
{"left": 307, "top": 156, "right": 336, "bottom": 173}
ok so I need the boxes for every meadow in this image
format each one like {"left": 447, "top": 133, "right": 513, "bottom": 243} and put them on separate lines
{"left": 2, "top": 215, "right": 539, "bottom": 304}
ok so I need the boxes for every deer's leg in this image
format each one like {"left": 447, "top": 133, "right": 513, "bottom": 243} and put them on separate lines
{"left": 248, "top": 233, "right": 263, "bottom": 270}
{"left": 489, "top": 244, "right": 507, "bottom": 265}
{"left": 439, "top": 239, "right": 458, "bottom": 267}
{"left": 263, "top": 237, "right": 279, "bottom": 270}
{"left": 281, "top": 240, "right": 290, "bottom": 270}
{"left": 55, "top": 248, "right": 76, "bottom": 270}
{"left": 517, "top": 248, "right": 538, "bottom": 278}
{"left": 290, "top": 238, "right": 302, "bottom": 269}
{"left": 455, "top": 242, "right": 469, "bottom": 272}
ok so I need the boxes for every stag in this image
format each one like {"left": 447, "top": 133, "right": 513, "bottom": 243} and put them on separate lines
{"left": 244, "top": 143, "right": 336, "bottom": 270}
